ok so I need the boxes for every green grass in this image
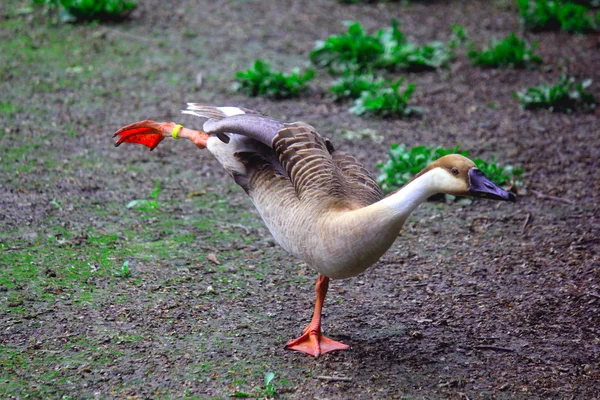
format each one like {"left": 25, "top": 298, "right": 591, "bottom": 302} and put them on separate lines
{"left": 33, "top": 0, "right": 136, "bottom": 22}
{"left": 0, "top": 231, "right": 130, "bottom": 314}
{"left": 376, "top": 144, "right": 523, "bottom": 193}
{"left": 234, "top": 59, "right": 315, "bottom": 99}
{"left": 0, "top": 102, "right": 21, "bottom": 117}
{"left": 514, "top": 75, "right": 597, "bottom": 112}
{"left": 517, "top": 0, "right": 599, "bottom": 33}
{"left": 349, "top": 77, "right": 421, "bottom": 118}
{"left": 0, "top": 10, "right": 303, "bottom": 399}
{"left": 468, "top": 32, "right": 542, "bottom": 68}
{"left": 0, "top": 17, "right": 159, "bottom": 121}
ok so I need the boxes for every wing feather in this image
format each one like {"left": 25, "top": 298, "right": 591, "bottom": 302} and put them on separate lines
{"left": 272, "top": 122, "right": 346, "bottom": 202}
{"left": 182, "top": 105, "right": 382, "bottom": 207}
{"left": 331, "top": 151, "right": 383, "bottom": 206}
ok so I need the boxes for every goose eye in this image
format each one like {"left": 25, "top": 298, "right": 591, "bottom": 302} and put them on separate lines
{"left": 451, "top": 167, "right": 459, "bottom": 176}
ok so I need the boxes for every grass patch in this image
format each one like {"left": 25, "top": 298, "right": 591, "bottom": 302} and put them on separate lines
{"left": 468, "top": 32, "right": 542, "bottom": 68}
{"left": 1, "top": 142, "right": 41, "bottom": 174}
{"left": 234, "top": 59, "right": 315, "bottom": 99}
{"left": 514, "top": 75, "right": 597, "bottom": 112}
{"left": 1, "top": 240, "right": 117, "bottom": 315}
{"left": 0, "top": 102, "right": 21, "bottom": 117}
{"left": 377, "top": 144, "right": 522, "bottom": 193}
{"left": 517, "top": 0, "right": 599, "bottom": 33}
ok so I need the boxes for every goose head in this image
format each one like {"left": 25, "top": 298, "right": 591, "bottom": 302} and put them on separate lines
{"left": 423, "top": 154, "right": 516, "bottom": 202}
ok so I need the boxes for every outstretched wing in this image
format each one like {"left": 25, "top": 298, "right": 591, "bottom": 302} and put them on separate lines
{"left": 182, "top": 105, "right": 381, "bottom": 207}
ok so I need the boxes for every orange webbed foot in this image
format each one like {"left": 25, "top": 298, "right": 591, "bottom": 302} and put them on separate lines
{"left": 114, "top": 120, "right": 210, "bottom": 149}
{"left": 113, "top": 120, "right": 175, "bottom": 150}
{"left": 285, "top": 330, "right": 349, "bottom": 357}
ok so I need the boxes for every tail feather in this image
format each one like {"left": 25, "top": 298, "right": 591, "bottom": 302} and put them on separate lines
{"left": 182, "top": 104, "right": 264, "bottom": 120}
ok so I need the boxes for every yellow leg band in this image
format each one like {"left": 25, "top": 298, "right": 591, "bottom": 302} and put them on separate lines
{"left": 171, "top": 124, "right": 183, "bottom": 139}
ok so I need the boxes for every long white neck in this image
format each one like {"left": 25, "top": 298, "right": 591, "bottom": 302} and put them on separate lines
{"left": 376, "top": 169, "right": 438, "bottom": 224}
{"left": 310, "top": 169, "right": 439, "bottom": 278}
{"left": 337, "top": 169, "right": 436, "bottom": 241}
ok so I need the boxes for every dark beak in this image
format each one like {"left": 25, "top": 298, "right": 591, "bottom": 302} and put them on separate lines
{"left": 468, "top": 168, "right": 516, "bottom": 202}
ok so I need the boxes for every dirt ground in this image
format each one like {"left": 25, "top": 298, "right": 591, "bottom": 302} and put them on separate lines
{"left": 1, "top": 0, "right": 599, "bottom": 398}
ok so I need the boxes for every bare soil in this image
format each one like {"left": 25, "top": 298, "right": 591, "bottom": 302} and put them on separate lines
{"left": 1, "top": 0, "right": 599, "bottom": 399}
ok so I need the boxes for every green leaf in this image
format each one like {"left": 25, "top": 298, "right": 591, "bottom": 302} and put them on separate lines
{"left": 57, "top": 0, "right": 136, "bottom": 22}
{"left": 350, "top": 77, "right": 421, "bottom": 118}
{"left": 518, "top": 0, "right": 598, "bottom": 33}
{"left": 264, "top": 372, "right": 275, "bottom": 387}
{"left": 468, "top": 32, "right": 542, "bottom": 68}
{"left": 234, "top": 60, "right": 314, "bottom": 99}
{"left": 310, "top": 19, "right": 456, "bottom": 75}
{"left": 515, "top": 75, "right": 597, "bottom": 112}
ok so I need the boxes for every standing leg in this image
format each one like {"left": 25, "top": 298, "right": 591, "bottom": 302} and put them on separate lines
{"left": 285, "top": 274, "right": 349, "bottom": 357}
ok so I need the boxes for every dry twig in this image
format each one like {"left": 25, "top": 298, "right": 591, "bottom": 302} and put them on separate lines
{"left": 531, "top": 190, "right": 575, "bottom": 205}
{"left": 473, "top": 345, "right": 515, "bottom": 353}
{"left": 521, "top": 212, "right": 533, "bottom": 235}
{"left": 316, "top": 375, "right": 352, "bottom": 382}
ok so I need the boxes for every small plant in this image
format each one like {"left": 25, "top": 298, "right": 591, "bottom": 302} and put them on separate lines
{"left": 310, "top": 21, "right": 384, "bottom": 74}
{"left": 514, "top": 75, "right": 596, "bottom": 112}
{"left": 474, "top": 157, "right": 523, "bottom": 189}
{"left": 115, "top": 261, "right": 132, "bottom": 278}
{"left": 468, "top": 32, "right": 542, "bottom": 68}
{"left": 377, "top": 144, "right": 523, "bottom": 193}
{"left": 263, "top": 372, "right": 276, "bottom": 397}
{"left": 448, "top": 24, "right": 468, "bottom": 50}
{"left": 32, "top": 0, "right": 136, "bottom": 22}
{"left": 517, "top": 0, "right": 599, "bottom": 33}
{"left": 233, "top": 372, "right": 277, "bottom": 398}
{"left": 350, "top": 78, "right": 421, "bottom": 118}
{"left": 311, "top": 20, "right": 455, "bottom": 74}
{"left": 329, "top": 73, "right": 385, "bottom": 100}
{"left": 376, "top": 20, "right": 453, "bottom": 71}
{"left": 234, "top": 60, "right": 315, "bottom": 99}
{"left": 127, "top": 181, "right": 161, "bottom": 211}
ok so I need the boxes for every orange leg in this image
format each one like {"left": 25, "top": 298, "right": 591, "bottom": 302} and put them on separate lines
{"left": 113, "top": 120, "right": 210, "bottom": 150}
{"left": 285, "top": 274, "right": 349, "bottom": 357}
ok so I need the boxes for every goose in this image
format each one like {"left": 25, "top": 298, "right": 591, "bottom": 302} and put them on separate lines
{"left": 113, "top": 105, "right": 515, "bottom": 357}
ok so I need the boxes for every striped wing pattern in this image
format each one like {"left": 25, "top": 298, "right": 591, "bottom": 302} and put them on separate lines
{"left": 183, "top": 105, "right": 382, "bottom": 208}
{"left": 273, "top": 122, "right": 346, "bottom": 202}
{"left": 331, "top": 151, "right": 383, "bottom": 207}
